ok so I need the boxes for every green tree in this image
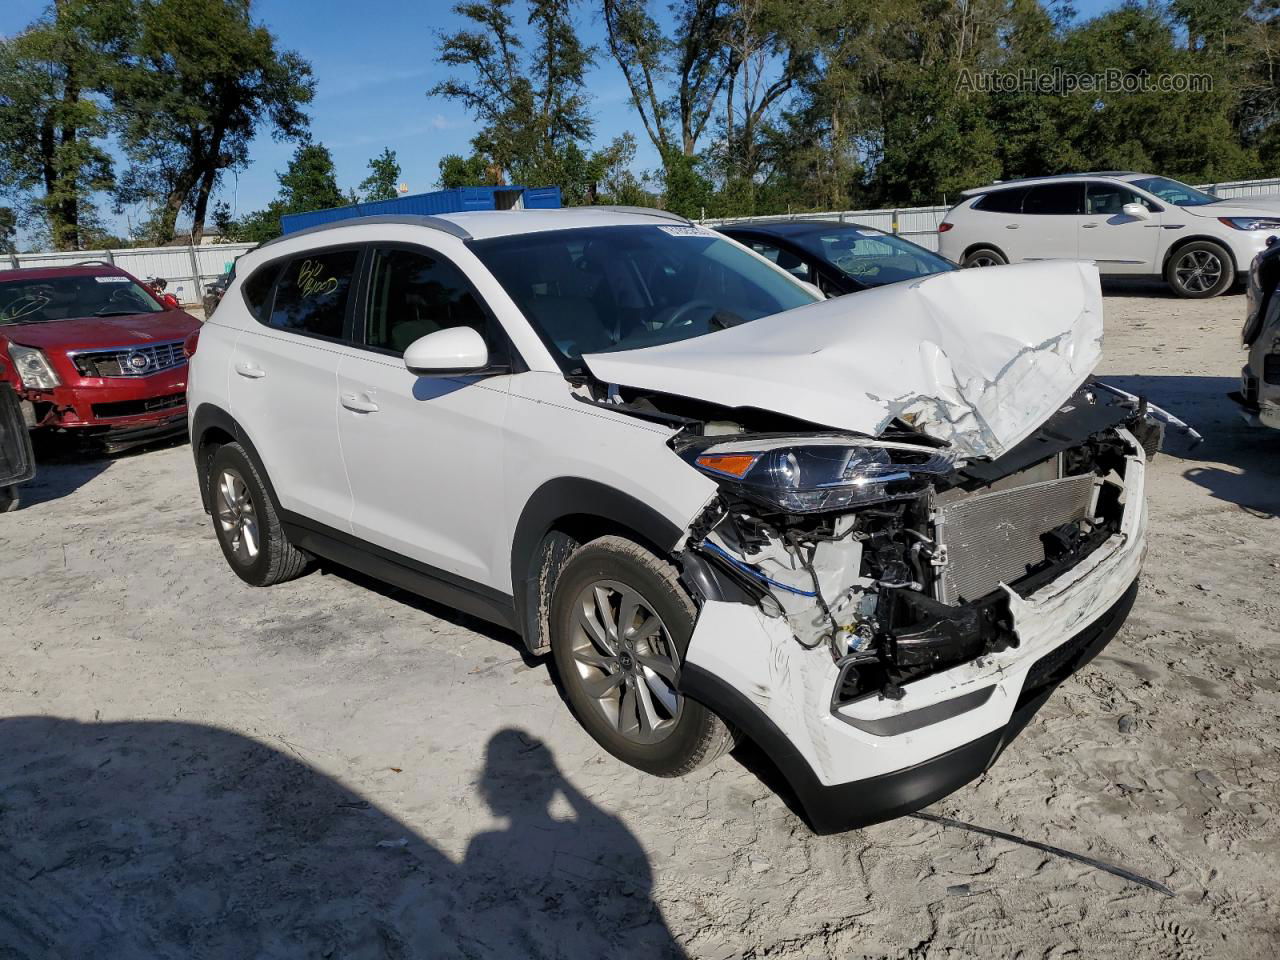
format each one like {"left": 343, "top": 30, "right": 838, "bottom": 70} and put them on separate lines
{"left": 359, "top": 147, "right": 401, "bottom": 201}
{"left": 226, "top": 141, "right": 343, "bottom": 243}
{"left": 429, "top": 0, "right": 596, "bottom": 200}
{"left": 112, "top": 0, "right": 313, "bottom": 244}
{"left": 437, "top": 151, "right": 497, "bottom": 187}
{"left": 0, "top": 0, "right": 130, "bottom": 250}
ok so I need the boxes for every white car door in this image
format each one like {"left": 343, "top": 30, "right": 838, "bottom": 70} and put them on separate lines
{"left": 335, "top": 244, "right": 511, "bottom": 589}
{"left": 228, "top": 247, "right": 359, "bottom": 532}
{"left": 1015, "top": 182, "right": 1084, "bottom": 261}
{"left": 1078, "top": 181, "right": 1162, "bottom": 274}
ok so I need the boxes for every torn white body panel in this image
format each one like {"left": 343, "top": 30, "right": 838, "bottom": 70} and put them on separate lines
{"left": 583, "top": 260, "right": 1104, "bottom": 460}
{"left": 683, "top": 429, "right": 1146, "bottom": 788}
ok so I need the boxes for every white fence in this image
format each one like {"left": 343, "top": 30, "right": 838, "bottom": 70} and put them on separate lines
{"left": 2, "top": 243, "right": 257, "bottom": 304}
{"left": 701, "top": 176, "right": 1280, "bottom": 252}
{"left": 4, "top": 177, "right": 1278, "bottom": 287}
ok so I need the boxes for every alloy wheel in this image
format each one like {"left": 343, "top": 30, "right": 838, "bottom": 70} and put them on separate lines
{"left": 1174, "top": 249, "right": 1224, "bottom": 294}
{"left": 568, "top": 579, "right": 683, "bottom": 745}
{"left": 967, "top": 254, "right": 1001, "bottom": 267}
{"left": 214, "top": 468, "right": 259, "bottom": 564}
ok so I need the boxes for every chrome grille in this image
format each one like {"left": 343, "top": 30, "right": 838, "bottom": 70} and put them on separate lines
{"left": 935, "top": 474, "right": 1098, "bottom": 604}
{"left": 71, "top": 340, "right": 186, "bottom": 378}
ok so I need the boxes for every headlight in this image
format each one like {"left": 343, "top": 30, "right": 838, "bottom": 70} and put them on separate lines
{"left": 1219, "top": 216, "right": 1280, "bottom": 231}
{"left": 7, "top": 344, "right": 61, "bottom": 389}
{"left": 681, "top": 436, "right": 955, "bottom": 513}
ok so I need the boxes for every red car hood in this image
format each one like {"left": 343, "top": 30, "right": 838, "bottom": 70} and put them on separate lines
{"left": 2, "top": 310, "right": 199, "bottom": 351}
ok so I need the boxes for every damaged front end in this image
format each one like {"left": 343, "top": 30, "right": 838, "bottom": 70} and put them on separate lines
{"left": 668, "top": 381, "right": 1146, "bottom": 710}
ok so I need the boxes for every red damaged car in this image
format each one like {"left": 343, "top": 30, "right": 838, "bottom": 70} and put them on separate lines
{"left": 0, "top": 264, "right": 200, "bottom": 450}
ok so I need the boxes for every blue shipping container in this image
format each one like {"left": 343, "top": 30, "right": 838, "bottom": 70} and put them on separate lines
{"left": 280, "top": 185, "right": 562, "bottom": 234}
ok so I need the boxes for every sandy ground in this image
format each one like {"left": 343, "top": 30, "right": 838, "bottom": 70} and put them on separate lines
{"left": 1, "top": 283, "right": 1278, "bottom": 959}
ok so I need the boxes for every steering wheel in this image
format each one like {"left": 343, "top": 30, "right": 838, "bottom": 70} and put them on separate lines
{"left": 650, "top": 299, "right": 714, "bottom": 331}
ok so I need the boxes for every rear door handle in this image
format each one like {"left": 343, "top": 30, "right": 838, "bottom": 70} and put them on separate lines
{"left": 234, "top": 360, "right": 265, "bottom": 379}
{"left": 1082, "top": 223, "right": 1099, "bottom": 228}
{"left": 1005, "top": 223, "right": 1019, "bottom": 229}
{"left": 340, "top": 392, "right": 379, "bottom": 413}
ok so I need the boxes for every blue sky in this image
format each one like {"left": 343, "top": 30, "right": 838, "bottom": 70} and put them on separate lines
{"left": 2, "top": 0, "right": 1126, "bottom": 234}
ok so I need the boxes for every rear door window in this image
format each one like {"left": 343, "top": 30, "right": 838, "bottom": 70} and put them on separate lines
{"left": 1022, "top": 183, "right": 1083, "bottom": 215}
{"left": 266, "top": 249, "right": 360, "bottom": 339}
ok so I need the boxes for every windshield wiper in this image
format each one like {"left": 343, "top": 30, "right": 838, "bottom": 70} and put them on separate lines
{"left": 709, "top": 309, "right": 748, "bottom": 330}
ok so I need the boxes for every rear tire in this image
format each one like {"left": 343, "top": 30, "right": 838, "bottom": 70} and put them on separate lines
{"left": 1166, "top": 241, "right": 1234, "bottom": 298}
{"left": 550, "top": 535, "right": 734, "bottom": 777}
{"left": 961, "top": 247, "right": 1007, "bottom": 268}
{"left": 0, "top": 485, "right": 18, "bottom": 512}
{"left": 207, "top": 443, "right": 309, "bottom": 586}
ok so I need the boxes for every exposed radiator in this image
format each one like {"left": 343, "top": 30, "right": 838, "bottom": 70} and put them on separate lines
{"left": 934, "top": 474, "right": 1099, "bottom": 604}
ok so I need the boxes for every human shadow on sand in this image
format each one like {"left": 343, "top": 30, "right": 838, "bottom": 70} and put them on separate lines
{"left": 0, "top": 718, "right": 684, "bottom": 959}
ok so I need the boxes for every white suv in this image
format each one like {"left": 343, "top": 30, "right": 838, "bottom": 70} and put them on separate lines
{"left": 939, "top": 172, "right": 1280, "bottom": 298}
{"left": 188, "top": 208, "right": 1154, "bottom": 832}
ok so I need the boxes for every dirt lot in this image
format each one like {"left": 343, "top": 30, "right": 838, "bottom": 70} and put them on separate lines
{"left": 2, "top": 284, "right": 1278, "bottom": 959}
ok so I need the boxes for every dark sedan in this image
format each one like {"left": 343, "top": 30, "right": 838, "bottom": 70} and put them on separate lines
{"left": 716, "top": 219, "right": 956, "bottom": 296}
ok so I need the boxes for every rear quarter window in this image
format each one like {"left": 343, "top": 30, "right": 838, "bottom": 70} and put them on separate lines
{"left": 971, "top": 188, "right": 1027, "bottom": 214}
{"left": 240, "top": 264, "right": 280, "bottom": 322}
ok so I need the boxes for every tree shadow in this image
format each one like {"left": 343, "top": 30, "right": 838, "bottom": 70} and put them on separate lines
{"left": 0, "top": 718, "right": 683, "bottom": 959}
{"left": 1098, "top": 373, "right": 1280, "bottom": 516}
{"left": 15, "top": 431, "right": 188, "bottom": 510}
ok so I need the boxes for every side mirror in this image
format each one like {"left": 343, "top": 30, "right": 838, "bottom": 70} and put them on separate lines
{"left": 1122, "top": 202, "right": 1151, "bottom": 221}
{"left": 403, "top": 326, "right": 489, "bottom": 375}
{"left": 162, "top": 292, "right": 180, "bottom": 309}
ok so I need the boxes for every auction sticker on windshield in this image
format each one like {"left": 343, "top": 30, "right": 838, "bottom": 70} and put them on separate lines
{"left": 94, "top": 276, "right": 131, "bottom": 283}
{"left": 658, "top": 224, "right": 714, "bottom": 237}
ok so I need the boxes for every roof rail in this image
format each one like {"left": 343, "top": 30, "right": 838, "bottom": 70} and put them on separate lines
{"left": 593, "top": 205, "right": 691, "bottom": 224}
{"left": 257, "top": 214, "right": 473, "bottom": 250}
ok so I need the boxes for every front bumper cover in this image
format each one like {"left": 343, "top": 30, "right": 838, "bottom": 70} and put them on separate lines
{"left": 680, "top": 429, "right": 1147, "bottom": 833}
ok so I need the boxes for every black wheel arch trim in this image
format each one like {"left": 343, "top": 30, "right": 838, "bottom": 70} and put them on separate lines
{"left": 191, "top": 403, "right": 282, "bottom": 517}
{"left": 1161, "top": 235, "right": 1237, "bottom": 275}
{"left": 961, "top": 242, "right": 1007, "bottom": 263}
{"left": 510, "top": 477, "right": 686, "bottom": 654}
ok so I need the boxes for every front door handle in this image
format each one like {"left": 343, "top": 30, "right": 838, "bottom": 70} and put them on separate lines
{"left": 1005, "top": 223, "right": 1019, "bottom": 229}
{"left": 1082, "top": 223, "right": 1099, "bottom": 228}
{"left": 234, "top": 360, "right": 265, "bottom": 379}
{"left": 340, "top": 392, "right": 379, "bottom": 413}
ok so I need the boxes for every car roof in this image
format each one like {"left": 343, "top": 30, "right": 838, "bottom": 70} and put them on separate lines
{"left": 715, "top": 219, "right": 883, "bottom": 237}
{"left": 0, "top": 263, "right": 133, "bottom": 283}
{"left": 256, "top": 206, "right": 693, "bottom": 252}
{"left": 960, "top": 172, "right": 1146, "bottom": 197}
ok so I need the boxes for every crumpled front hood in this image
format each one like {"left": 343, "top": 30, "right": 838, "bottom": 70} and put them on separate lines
{"left": 582, "top": 260, "right": 1103, "bottom": 460}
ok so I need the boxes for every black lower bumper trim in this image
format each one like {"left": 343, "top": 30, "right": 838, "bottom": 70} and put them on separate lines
{"left": 680, "top": 578, "right": 1139, "bottom": 834}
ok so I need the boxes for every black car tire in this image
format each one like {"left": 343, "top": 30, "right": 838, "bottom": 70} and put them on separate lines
{"left": 0, "top": 484, "right": 18, "bottom": 512}
{"left": 961, "top": 247, "right": 1007, "bottom": 268}
{"left": 207, "top": 442, "right": 310, "bottom": 586}
{"left": 550, "top": 535, "right": 735, "bottom": 777}
{"left": 1166, "top": 241, "right": 1235, "bottom": 298}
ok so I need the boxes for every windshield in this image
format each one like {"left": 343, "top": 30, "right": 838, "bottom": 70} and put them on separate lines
{"left": 0, "top": 274, "right": 164, "bottom": 325}
{"left": 789, "top": 225, "right": 955, "bottom": 286}
{"left": 470, "top": 224, "right": 817, "bottom": 367}
{"left": 1129, "top": 176, "right": 1220, "bottom": 207}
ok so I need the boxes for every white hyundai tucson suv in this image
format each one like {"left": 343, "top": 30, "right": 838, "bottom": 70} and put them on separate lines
{"left": 939, "top": 172, "right": 1280, "bottom": 298}
{"left": 188, "top": 207, "right": 1156, "bottom": 832}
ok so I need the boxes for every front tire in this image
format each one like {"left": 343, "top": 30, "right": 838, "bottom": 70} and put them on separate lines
{"left": 961, "top": 247, "right": 1007, "bottom": 268}
{"left": 550, "top": 535, "right": 734, "bottom": 777}
{"left": 1166, "top": 241, "right": 1234, "bottom": 298}
{"left": 207, "top": 443, "right": 309, "bottom": 586}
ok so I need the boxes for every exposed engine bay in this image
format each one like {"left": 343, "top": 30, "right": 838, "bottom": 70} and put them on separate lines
{"left": 580, "top": 378, "right": 1154, "bottom": 706}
